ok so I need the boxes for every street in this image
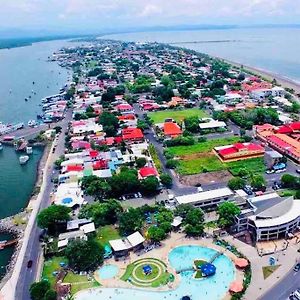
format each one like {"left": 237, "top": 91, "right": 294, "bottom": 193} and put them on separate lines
{"left": 14, "top": 109, "right": 72, "bottom": 300}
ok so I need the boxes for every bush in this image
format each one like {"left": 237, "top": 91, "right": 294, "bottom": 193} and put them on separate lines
{"left": 165, "top": 136, "right": 195, "bottom": 147}
{"left": 166, "top": 159, "right": 179, "bottom": 169}
{"left": 160, "top": 173, "right": 173, "bottom": 187}
{"left": 198, "top": 137, "right": 207, "bottom": 143}
{"left": 228, "top": 177, "right": 246, "bottom": 190}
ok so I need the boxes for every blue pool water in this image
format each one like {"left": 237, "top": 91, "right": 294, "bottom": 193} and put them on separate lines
{"left": 77, "top": 245, "right": 235, "bottom": 300}
{"left": 98, "top": 265, "right": 119, "bottom": 280}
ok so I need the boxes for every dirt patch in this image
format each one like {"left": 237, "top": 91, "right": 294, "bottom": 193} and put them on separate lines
{"left": 179, "top": 170, "right": 233, "bottom": 186}
{"left": 179, "top": 152, "right": 214, "bottom": 161}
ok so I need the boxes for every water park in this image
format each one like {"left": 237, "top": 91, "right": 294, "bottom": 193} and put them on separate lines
{"left": 75, "top": 236, "right": 249, "bottom": 300}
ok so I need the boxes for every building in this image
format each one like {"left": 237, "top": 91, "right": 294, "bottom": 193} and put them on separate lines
{"left": 264, "top": 150, "right": 283, "bottom": 169}
{"left": 199, "top": 118, "right": 227, "bottom": 131}
{"left": 175, "top": 187, "right": 245, "bottom": 210}
{"left": 163, "top": 122, "right": 182, "bottom": 138}
{"left": 214, "top": 142, "right": 265, "bottom": 162}
{"left": 122, "top": 127, "right": 144, "bottom": 143}
{"left": 138, "top": 166, "right": 158, "bottom": 179}
{"left": 235, "top": 193, "right": 300, "bottom": 241}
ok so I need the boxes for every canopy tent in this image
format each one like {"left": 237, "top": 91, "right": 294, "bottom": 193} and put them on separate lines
{"left": 200, "top": 263, "right": 216, "bottom": 277}
{"left": 234, "top": 258, "right": 249, "bottom": 268}
{"left": 229, "top": 281, "right": 244, "bottom": 293}
{"left": 143, "top": 265, "right": 152, "bottom": 275}
{"left": 62, "top": 197, "right": 73, "bottom": 204}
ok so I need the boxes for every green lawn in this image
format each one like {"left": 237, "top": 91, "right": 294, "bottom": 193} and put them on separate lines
{"left": 226, "top": 157, "right": 266, "bottom": 176}
{"left": 94, "top": 225, "right": 121, "bottom": 248}
{"left": 42, "top": 256, "right": 68, "bottom": 288}
{"left": 134, "top": 264, "right": 160, "bottom": 281}
{"left": 279, "top": 189, "right": 297, "bottom": 197}
{"left": 262, "top": 265, "right": 281, "bottom": 279}
{"left": 148, "top": 108, "right": 208, "bottom": 124}
{"left": 63, "top": 272, "right": 100, "bottom": 295}
{"left": 177, "top": 156, "right": 225, "bottom": 175}
{"left": 168, "top": 137, "right": 242, "bottom": 156}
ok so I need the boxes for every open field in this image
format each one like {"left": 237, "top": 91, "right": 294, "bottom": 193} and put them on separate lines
{"left": 227, "top": 157, "right": 266, "bottom": 176}
{"left": 63, "top": 272, "right": 100, "bottom": 295}
{"left": 168, "top": 137, "right": 242, "bottom": 156}
{"left": 95, "top": 225, "right": 121, "bottom": 248}
{"left": 42, "top": 256, "right": 68, "bottom": 287}
{"left": 148, "top": 108, "right": 208, "bottom": 123}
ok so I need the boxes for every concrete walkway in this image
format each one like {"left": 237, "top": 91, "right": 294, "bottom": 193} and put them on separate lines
{"left": 223, "top": 236, "right": 300, "bottom": 300}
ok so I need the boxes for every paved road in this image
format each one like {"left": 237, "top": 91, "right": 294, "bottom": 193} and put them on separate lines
{"left": 259, "top": 267, "right": 300, "bottom": 300}
{"left": 133, "top": 103, "right": 197, "bottom": 196}
{"left": 14, "top": 109, "right": 72, "bottom": 300}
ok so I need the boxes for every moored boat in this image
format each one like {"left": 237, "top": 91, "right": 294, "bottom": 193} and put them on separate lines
{"left": 19, "top": 155, "right": 29, "bottom": 165}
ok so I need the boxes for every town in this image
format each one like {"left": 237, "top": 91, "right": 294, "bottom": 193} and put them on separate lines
{"left": 2, "top": 39, "right": 300, "bottom": 300}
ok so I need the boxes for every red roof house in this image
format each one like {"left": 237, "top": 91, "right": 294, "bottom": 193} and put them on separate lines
{"left": 139, "top": 167, "right": 158, "bottom": 178}
{"left": 66, "top": 165, "right": 84, "bottom": 172}
{"left": 116, "top": 103, "right": 133, "bottom": 111}
{"left": 163, "top": 122, "right": 182, "bottom": 138}
{"left": 216, "top": 142, "right": 265, "bottom": 162}
{"left": 122, "top": 127, "right": 144, "bottom": 142}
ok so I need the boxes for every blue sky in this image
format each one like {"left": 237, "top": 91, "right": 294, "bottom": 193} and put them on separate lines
{"left": 1, "top": 0, "right": 300, "bottom": 33}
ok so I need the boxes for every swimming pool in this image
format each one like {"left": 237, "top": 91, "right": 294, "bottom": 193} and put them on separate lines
{"left": 76, "top": 245, "right": 235, "bottom": 300}
{"left": 98, "top": 264, "right": 119, "bottom": 280}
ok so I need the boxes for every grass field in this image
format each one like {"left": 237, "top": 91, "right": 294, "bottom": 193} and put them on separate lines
{"left": 262, "top": 265, "right": 281, "bottom": 279}
{"left": 95, "top": 225, "right": 121, "bottom": 248}
{"left": 279, "top": 189, "right": 297, "bottom": 197}
{"left": 168, "top": 137, "right": 242, "bottom": 156}
{"left": 148, "top": 108, "right": 208, "bottom": 124}
{"left": 226, "top": 157, "right": 266, "bottom": 176}
{"left": 42, "top": 256, "right": 68, "bottom": 288}
{"left": 63, "top": 272, "right": 100, "bottom": 295}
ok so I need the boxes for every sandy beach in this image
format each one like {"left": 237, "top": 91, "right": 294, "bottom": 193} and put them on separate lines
{"left": 218, "top": 56, "right": 300, "bottom": 94}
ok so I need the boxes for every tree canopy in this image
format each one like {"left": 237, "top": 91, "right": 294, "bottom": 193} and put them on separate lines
{"left": 217, "top": 202, "right": 241, "bottom": 228}
{"left": 227, "top": 177, "right": 246, "bottom": 190}
{"left": 65, "top": 239, "right": 104, "bottom": 272}
{"left": 30, "top": 281, "right": 56, "bottom": 300}
{"left": 98, "top": 112, "right": 119, "bottom": 136}
{"left": 118, "top": 207, "right": 144, "bottom": 235}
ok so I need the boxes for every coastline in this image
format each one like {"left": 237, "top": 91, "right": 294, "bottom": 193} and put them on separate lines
{"left": 215, "top": 56, "right": 300, "bottom": 94}
{"left": 0, "top": 143, "right": 49, "bottom": 288}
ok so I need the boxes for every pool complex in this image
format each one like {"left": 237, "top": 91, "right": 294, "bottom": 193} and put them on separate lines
{"left": 76, "top": 245, "right": 235, "bottom": 300}
{"left": 97, "top": 265, "right": 119, "bottom": 280}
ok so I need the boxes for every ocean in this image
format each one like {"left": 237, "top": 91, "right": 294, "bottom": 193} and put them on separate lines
{"left": 103, "top": 27, "right": 300, "bottom": 82}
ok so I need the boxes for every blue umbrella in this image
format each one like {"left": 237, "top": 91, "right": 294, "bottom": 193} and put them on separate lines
{"left": 62, "top": 197, "right": 73, "bottom": 204}
{"left": 200, "top": 263, "right": 216, "bottom": 277}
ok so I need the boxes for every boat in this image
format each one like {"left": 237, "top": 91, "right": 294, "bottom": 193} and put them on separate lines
{"left": 19, "top": 155, "right": 29, "bottom": 165}
{"left": 26, "top": 147, "right": 33, "bottom": 154}
{"left": 25, "top": 98, "right": 28, "bottom": 101}
{"left": 28, "top": 120, "right": 37, "bottom": 127}
{"left": 0, "top": 143, "right": 3, "bottom": 151}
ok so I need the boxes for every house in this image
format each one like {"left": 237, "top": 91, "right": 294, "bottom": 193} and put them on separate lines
{"left": 168, "top": 96, "right": 186, "bottom": 107}
{"left": 58, "top": 230, "right": 87, "bottom": 249}
{"left": 199, "top": 118, "right": 227, "bottom": 131}
{"left": 163, "top": 122, "right": 182, "bottom": 138}
{"left": 122, "top": 127, "right": 144, "bottom": 143}
{"left": 214, "top": 143, "right": 265, "bottom": 162}
{"left": 54, "top": 182, "right": 85, "bottom": 208}
{"left": 264, "top": 150, "right": 283, "bottom": 169}
{"left": 139, "top": 166, "right": 158, "bottom": 179}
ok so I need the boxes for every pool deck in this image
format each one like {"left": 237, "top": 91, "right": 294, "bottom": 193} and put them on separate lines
{"left": 91, "top": 232, "right": 244, "bottom": 299}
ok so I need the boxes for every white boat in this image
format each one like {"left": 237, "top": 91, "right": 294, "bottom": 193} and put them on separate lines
{"left": 19, "top": 155, "right": 29, "bottom": 165}
{"left": 28, "top": 120, "right": 37, "bottom": 127}
{"left": 0, "top": 143, "right": 3, "bottom": 151}
{"left": 26, "top": 146, "right": 33, "bottom": 154}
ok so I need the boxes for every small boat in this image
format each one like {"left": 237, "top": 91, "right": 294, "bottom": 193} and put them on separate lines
{"left": 32, "top": 81, "right": 35, "bottom": 85}
{"left": 19, "top": 155, "right": 29, "bottom": 165}
{"left": 28, "top": 120, "right": 37, "bottom": 127}
{"left": 28, "top": 95, "right": 31, "bottom": 99}
{"left": 0, "top": 143, "right": 3, "bottom": 151}
{"left": 25, "top": 98, "right": 28, "bottom": 101}
{"left": 26, "top": 147, "right": 33, "bottom": 154}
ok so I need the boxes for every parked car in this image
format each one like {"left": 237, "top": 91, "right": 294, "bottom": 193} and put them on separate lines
{"left": 296, "top": 169, "right": 300, "bottom": 174}
{"left": 293, "top": 263, "right": 300, "bottom": 272}
{"left": 27, "top": 260, "right": 33, "bottom": 268}
{"left": 290, "top": 288, "right": 300, "bottom": 300}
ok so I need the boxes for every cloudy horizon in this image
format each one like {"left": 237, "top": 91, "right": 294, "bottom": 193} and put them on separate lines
{"left": 1, "top": 0, "right": 300, "bottom": 34}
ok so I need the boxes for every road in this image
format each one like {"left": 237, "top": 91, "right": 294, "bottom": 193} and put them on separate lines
{"left": 259, "top": 267, "right": 300, "bottom": 300}
{"left": 14, "top": 109, "right": 72, "bottom": 300}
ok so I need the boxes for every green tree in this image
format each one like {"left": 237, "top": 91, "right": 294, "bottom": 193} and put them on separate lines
{"left": 184, "top": 116, "right": 200, "bottom": 133}
{"left": 184, "top": 223, "right": 204, "bottom": 237}
{"left": 78, "top": 199, "right": 123, "bottom": 227}
{"left": 119, "top": 208, "right": 144, "bottom": 235}
{"left": 185, "top": 208, "right": 204, "bottom": 226}
{"left": 160, "top": 173, "right": 173, "bottom": 187}
{"left": 228, "top": 177, "right": 246, "bottom": 190}
{"left": 37, "top": 205, "right": 71, "bottom": 233}
{"left": 141, "top": 176, "right": 159, "bottom": 195}
{"left": 217, "top": 202, "right": 241, "bottom": 228}
{"left": 65, "top": 239, "right": 104, "bottom": 272}
{"left": 29, "top": 280, "right": 51, "bottom": 300}
{"left": 175, "top": 204, "right": 194, "bottom": 218}
{"left": 137, "top": 119, "right": 149, "bottom": 131}
{"left": 148, "top": 226, "right": 167, "bottom": 242}
{"left": 44, "top": 290, "right": 57, "bottom": 300}
{"left": 135, "top": 157, "right": 147, "bottom": 168}
{"left": 99, "top": 112, "right": 119, "bottom": 136}
{"left": 250, "top": 175, "right": 266, "bottom": 190}
{"left": 166, "top": 159, "right": 179, "bottom": 169}
{"left": 295, "top": 190, "right": 300, "bottom": 199}
{"left": 281, "top": 174, "right": 299, "bottom": 188}
{"left": 81, "top": 176, "right": 111, "bottom": 201}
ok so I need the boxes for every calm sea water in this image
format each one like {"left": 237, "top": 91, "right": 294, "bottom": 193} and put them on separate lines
{"left": 0, "top": 40, "right": 71, "bottom": 279}
{"left": 0, "top": 40, "right": 70, "bottom": 124}
{"left": 103, "top": 28, "right": 300, "bottom": 82}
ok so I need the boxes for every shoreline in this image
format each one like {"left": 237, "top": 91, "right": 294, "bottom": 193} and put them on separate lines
{"left": 0, "top": 143, "right": 50, "bottom": 288}
{"left": 213, "top": 55, "right": 300, "bottom": 94}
